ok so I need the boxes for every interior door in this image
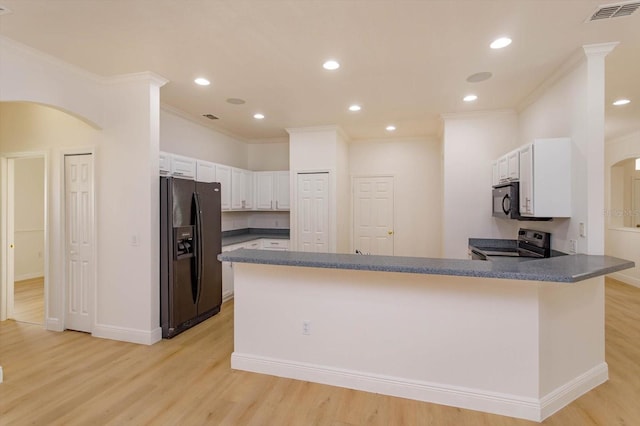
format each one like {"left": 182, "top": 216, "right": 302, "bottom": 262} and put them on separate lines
{"left": 633, "top": 178, "right": 640, "bottom": 228}
{"left": 297, "top": 173, "right": 329, "bottom": 252}
{"left": 65, "top": 154, "right": 94, "bottom": 333}
{"left": 353, "top": 176, "right": 394, "bottom": 255}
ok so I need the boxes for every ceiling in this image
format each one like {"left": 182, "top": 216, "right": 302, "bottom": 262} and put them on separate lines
{"left": 0, "top": 0, "right": 638, "bottom": 142}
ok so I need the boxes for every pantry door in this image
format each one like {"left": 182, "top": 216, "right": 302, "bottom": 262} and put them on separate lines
{"left": 297, "top": 172, "right": 329, "bottom": 252}
{"left": 65, "top": 154, "right": 95, "bottom": 333}
{"left": 353, "top": 176, "right": 394, "bottom": 255}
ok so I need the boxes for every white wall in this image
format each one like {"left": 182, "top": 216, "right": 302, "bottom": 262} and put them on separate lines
{"left": 160, "top": 107, "right": 248, "bottom": 168}
{"left": 248, "top": 142, "right": 289, "bottom": 171}
{"left": 350, "top": 137, "right": 442, "bottom": 257}
{"left": 441, "top": 111, "right": 519, "bottom": 258}
{"left": 13, "top": 157, "right": 45, "bottom": 280}
{"left": 0, "top": 36, "right": 166, "bottom": 344}
{"left": 605, "top": 130, "right": 640, "bottom": 287}
{"left": 288, "top": 126, "right": 342, "bottom": 253}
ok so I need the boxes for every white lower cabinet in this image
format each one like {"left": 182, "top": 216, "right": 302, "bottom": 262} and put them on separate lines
{"left": 261, "top": 239, "right": 290, "bottom": 251}
{"left": 221, "top": 238, "right": 290, "bottom": 300}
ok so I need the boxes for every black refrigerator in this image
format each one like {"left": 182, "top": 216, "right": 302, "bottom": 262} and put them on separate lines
{"left": 160, "top": 177, "right": 222, "bottom": 338}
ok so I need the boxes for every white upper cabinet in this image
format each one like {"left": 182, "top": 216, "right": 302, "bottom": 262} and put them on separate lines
{"left": 159, "top": 152, "right": 171, "bottom": 176}
{"left": 496, "top": 149, "right": 520, "bottom": 183}
{"left": 255, "top": 172, "right": 276, "bottom": 209}
{"left": 170, "top": 154, "right": 196, "bottom": 179}
{"left": 255, "top": 171, "right": 290, "bottom": 210}
{"left": 215, "top": 164, "right": 232, "bottom": 211}
{"left": 231, "top": 168, "right": 254, "bottom": 210}
{"left": 196, "top": 160, "right": 216, "bottom": 183}
{"left": 158, "top": 152, "right": 287, "bottom": 212}
{"left": 275, "top": 171, "right": 290, "bottom": 210}
{"left": 507, "top": 150, "right": 519, "bottom": 181}
{"left": 491, "top": 161, "right": 499, "bottom": 186}
{"left": 519, "top": 138, "right": 571, "bottom": 218}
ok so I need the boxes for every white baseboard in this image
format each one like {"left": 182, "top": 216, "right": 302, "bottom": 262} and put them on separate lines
{"left": 540, "top": 363, "right": 608, "bottom": 420}
{"left": 232, "top": 353, "right": 608, "bottom": 422}
{"left": 608, "top": 271, "right": 640, "bottom": 288}
{"left": 92, "top": 323, "right": 162, "bottom": 345}
{"left": 46, "top": 317, "right": 63, "bottom": 332}
{"left": 222, "top": 290, "right": 234, "bottom": 303}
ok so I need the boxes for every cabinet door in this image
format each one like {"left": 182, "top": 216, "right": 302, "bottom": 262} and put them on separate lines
{"left": 274, "top": 171, "right": 290, "bottom": 210}
{"left": 231, "top": 168, "right": 244, "bottom": 210}
{"left": 243, "top": 170, "right": 254, "bottom": 209}
{"left": 491, "top": 161, "right": 499, "bottom": 186}
{"left": 171, "top": 155, "right": 196, "bottom": 179}
{"left": 215, "top": 164, "right": 232, "bottom": 211}
{"left": 507, "top": 151, "right": 519, "bottom": 181}
{"left": 255, "top": 172, "right": 274, "bottom": 209}
{"left": 498, "top": 156, "right": 509, "bottom": 182}
{"left": 196, "top": 161, "right": 216, "bottom": 183}
{"left": 519, "top": 145, "right": 533, "bottom": 215}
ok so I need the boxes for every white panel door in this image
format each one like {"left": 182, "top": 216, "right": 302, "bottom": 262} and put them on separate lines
{"left": 297, "top": 173, "right": 329, "bottom": 252}
{"left": 65, "top": 154, "right": 94, "bottom": 333}
{"left": 633, "top": 178, "right": 640, "bottom": 228}
{"left": 353, "top": 176, "right": 394, "bottom": 255}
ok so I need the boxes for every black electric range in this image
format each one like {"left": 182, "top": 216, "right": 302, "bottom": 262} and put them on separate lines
{"left": 471, "top": 229, "right": 551, "bottom": 260}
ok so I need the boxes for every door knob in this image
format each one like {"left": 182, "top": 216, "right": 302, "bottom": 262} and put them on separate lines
{"left": 9, "top": 244, "right": 14, "bottom": 248}
{"left": 388, "top": 231, "right": 393, "bottom": 235}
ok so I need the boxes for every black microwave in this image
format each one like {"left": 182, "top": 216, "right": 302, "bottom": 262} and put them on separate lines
{"left": 492, "top": 182, "right": 520, "bottom": 219}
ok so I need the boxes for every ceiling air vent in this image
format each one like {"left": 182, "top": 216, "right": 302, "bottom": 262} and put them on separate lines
{"left": 202, "top": 114, "right": 219, "bottom": 120}
{"left": 587, "top": 1, "right": 640, "bottom": 21}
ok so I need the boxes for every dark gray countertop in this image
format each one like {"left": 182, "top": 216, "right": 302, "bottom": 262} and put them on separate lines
{"left": 222, "top": 228, "right": 290, "bottom": 247}
{"left": 217, "top": 249, "right": 634, "bottom": 283}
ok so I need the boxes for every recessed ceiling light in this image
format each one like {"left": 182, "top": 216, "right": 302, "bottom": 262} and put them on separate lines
{"left": 194, "top": 77, "right": 210, "bottom": 86}
{"left": 490, "top": 37, "right": 512, "bottom": 49}
{"left": 612, "top": 98, "right": 631, "bottom": 106}
{"left": 253, "top": 113, "right": 265, "bottom": 120}
{"left": 386, "top": 125, "right": 396, "bottom": 131}
{"left": 227, "top": 98, "right": 246, "bottom": 105}
{"left": 323, "top": 60, "right": 340, "bottom": 70}
{"left": 463, "top": 94, "right": 478, "bottom": 102}
{"left": 466, "top": 72, "right": 493, "bottom": 83}
{"left": 348, "top": 104, "right": 361, "bottom": 112}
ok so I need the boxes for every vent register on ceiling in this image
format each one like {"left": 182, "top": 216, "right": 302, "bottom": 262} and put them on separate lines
{"left": 588, "top": 1, "right": 640, "bottom": 21}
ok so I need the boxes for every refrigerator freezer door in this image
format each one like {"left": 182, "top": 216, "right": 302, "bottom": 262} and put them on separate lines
{"left": 195, "top": 181, "right": 222, "bottom": 315}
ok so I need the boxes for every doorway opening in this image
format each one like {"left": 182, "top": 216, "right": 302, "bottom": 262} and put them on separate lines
{"left": 2, "top": 155, "right": 47, "bottom": 325}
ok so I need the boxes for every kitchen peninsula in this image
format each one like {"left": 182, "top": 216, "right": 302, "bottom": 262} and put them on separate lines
{"left": 219, "top": 249, "right": 633, "bottom": 422}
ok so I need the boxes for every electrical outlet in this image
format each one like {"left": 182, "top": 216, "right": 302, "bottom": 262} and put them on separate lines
{"left": 302, "top": 320, "right": 311, "bottom": 335}
{"left": 579, "top": 222, "right": 586, "bottom": 237}
{"left": 569, "top": 239, "right": 577, "bottom": 254}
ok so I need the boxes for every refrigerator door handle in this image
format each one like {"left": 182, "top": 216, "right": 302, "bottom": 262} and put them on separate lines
{"left": 193, "top": 191, "right": 204, "bottom": 305}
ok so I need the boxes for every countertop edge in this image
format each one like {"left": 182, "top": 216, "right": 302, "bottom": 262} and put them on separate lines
{"left": 218, "top": 250, "right": 634, "bottom": 283}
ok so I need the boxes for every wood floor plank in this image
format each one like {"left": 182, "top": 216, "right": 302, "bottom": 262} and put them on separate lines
{"left": 0, "top": 278, "right": 639, "bottom": 425}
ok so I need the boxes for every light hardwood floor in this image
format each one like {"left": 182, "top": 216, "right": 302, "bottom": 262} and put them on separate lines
{"left": 12, "top": 277, "right": 44, "bottom": 325}
{"left": 0, "top": 278, "right": 638, "bottom": 425}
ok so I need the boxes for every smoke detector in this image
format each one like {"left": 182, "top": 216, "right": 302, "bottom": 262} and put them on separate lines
{"left": 586, "top": 1, "right": 640, "bottom": 21}
{"left": 0, "top": 5, "right": 12, "bottom": 15}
